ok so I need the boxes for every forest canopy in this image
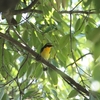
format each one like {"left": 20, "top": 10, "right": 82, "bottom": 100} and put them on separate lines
{"left": 0, "top": 0, "right": 100, "bottom": 100}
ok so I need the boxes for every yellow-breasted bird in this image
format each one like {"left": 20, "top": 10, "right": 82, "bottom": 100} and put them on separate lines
{"left": 40, "top": 43, "right": 53, "bottom": 71}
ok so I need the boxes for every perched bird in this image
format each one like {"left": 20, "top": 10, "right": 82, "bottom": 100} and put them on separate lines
{"left": 0, "top": 0, "right": 20, "bottom": 25}
{"left": 40, "top": 43, "right": 53, "bottom": 71}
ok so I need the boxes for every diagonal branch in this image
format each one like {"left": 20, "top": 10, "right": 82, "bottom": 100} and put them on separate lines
{"left": 0, "top": 32, "right": 89, "bottom": 97}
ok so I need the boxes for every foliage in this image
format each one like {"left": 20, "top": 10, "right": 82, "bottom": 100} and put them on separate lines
{"left": 0, "top": 0, "right": 100, "bottom": 100}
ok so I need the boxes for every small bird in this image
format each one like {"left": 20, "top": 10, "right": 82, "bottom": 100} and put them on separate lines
{"left": 40, "top": 43, "right": 53, "bottom": 71}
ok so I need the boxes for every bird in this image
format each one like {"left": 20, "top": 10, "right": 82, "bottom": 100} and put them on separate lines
{"left": 40, "top": 43, "right": 53, "bottom": 71}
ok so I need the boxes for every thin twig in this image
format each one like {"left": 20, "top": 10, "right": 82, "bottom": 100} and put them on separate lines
{"left": 22, "top": 79, "right": 35, "bottom": 91}
{"left": 66, "top": 53, "right": 92, "bottom": 67}
{"left": 0, "top": 78, "right": 16, "bottom": 88}
{"left": 69, "top": 6, "right": 86, "bottom": 94}
{"left": 66, "top": 53, "right": 92, "bottom": 77}
{"left": 13, "top": 9, "right": 100, "bottom": 15}
{"left": 72, "top": 0, "right": 83, "bottom": 11}
{"left": 70, "top": 9, "right": 85, "bottom": 86}
{"left": 60, "top": 9, "right": 99, "bottom": 14}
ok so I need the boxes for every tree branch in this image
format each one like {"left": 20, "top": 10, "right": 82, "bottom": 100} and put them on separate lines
{"left": 13, "top": 0, "right": 39, "bottom": 15}
{"left": 0, "top": 32, "right": 89, "bottom": 97}
{"left": 66, "top": 53, "right": 92, "bottom": 68}
{"left": 60, "top": 9, "right": 100, "bottom": 14}
{"left": 12, "top": 0, "right": 100, "bottom": 16}
{"left": 13, "top": 9, "right": 100, "bottom": 15}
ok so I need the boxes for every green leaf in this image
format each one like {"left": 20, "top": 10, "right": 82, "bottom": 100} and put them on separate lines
{"left": 26, "top": 63, "right": 36, "bottom": 78}
{"left": 93, "top": 64, "right": 100, "bottom": 81}
{"left": 43, "top": 25, "right": 56, "bottom": 34}
{"left": 0, "top": 87, "right": 4, "bottom": 100}
{"left": 22, "top": 30, "right": 29, "bottom": 42}
{"left": 44, "top": 86, "right": 50, "bottom": 93}
{"left": 16, "top": 13, "right": 22, "bottom": 23}
{"left": 18, "top": 59, "right": 29, "bottom": 78}
{"left": 47, "top": 68, "right": 58, "bottom": 85}
{"left": 55, "top": 0, "right": 61, "bottom": 10}
{"left": 22, "top": 91, "right": 34, "bottom": 99}
{"left": 93, "top": 0, "right": 100, "bottom": 11}
{"left": 44, "top": 6, "right": 52, "bottom": 15}
{"left": 57, "top": 51, "right": 67, "bottom": 65}
{"left": 86, "top": 26, "right": 100, "bottom": 43}
{"left": 72, "top": 37, "right": 78, "bottom": 50}
{"left": 75, "top": 18, "right": 81, "bottom": 32}
{"left": 85, "top": 25, "right": 92, "bottom": 35}
{"left": 51, "top": 59, "right": 59, "bottom": 67}
{"left": 93, "top": 41, "right": 100, "bottom": 59}
{"left": 20, "top": 80, "right": 29, "bottom": 90}
{"left": 88, "top": 17, "right": 96, "bottom": 25}
{"left": 75, "top": 18, "right": 85, "bottom": 35}
{"left": 62, "top": 0, "right": 67, "bottom": 9}
{"left": 33, "top": 63, "right": 43, "bottom": 79}
{"left": 2, "top": 93, "right": 9, "bottom": 100}
{"left": 83, "top": 0, "right": 92, "bottom": 8}
{"left": 0, "top": 68, "right": 8, "bottom": 79}
{"left": 67, "top": 89, "right": 78, "bottom": 98}
{"left": 30, "top": 31, "right": 41, "bottom": 47}
{"left": 53, "top": 11, "right": 62, "bottom": 22}
{"left": 51, "top": 89, "right": 57, "bottom": 97}
{"left": 59, "top": 34, "right": 70, "bottom": 49}
{"left": 4, "top": 50, "right": 12, "bottom": 64}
